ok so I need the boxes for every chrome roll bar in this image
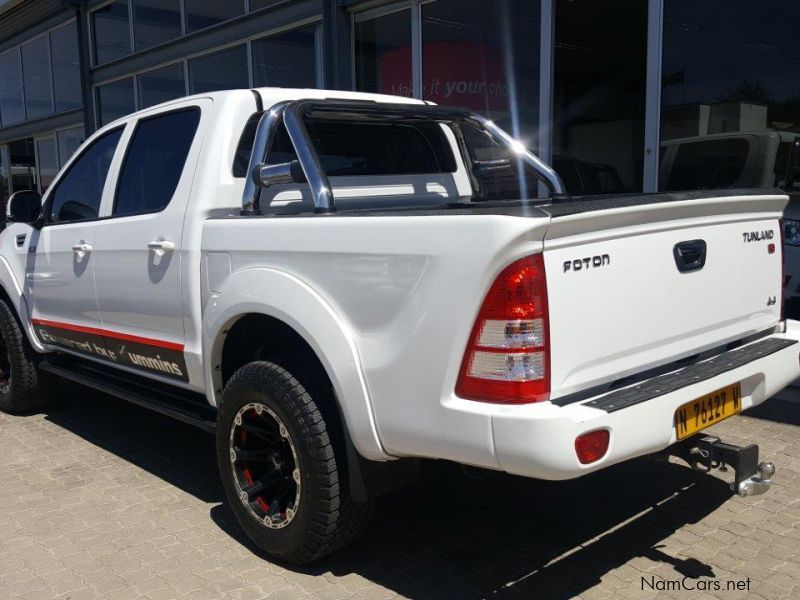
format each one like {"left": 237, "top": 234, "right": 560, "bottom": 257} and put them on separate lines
{"left": 242, "top": 98, "right": 567, "bottom": 215}
{"left": 469, "top": 114, "right": 566, "bottom": 198}
{"left": 241, "top": 100, "right": 291, "bottom": 215}
{"left": 283, "top": 102, "right": 335, "bottom": 213}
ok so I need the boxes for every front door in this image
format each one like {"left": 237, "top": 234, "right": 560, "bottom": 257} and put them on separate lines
{"left": 91, "top": 105, "right": 204, "bottom": 383}
{"left": 28, "top": 127, "right": 125, "bottom": 357}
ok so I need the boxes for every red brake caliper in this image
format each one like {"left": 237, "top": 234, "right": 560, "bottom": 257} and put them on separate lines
{"left": 241, "top": 424, "right": 270, "bottom": 512}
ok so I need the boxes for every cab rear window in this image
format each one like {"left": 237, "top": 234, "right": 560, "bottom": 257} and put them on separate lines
{"left": 233, "top": 114, "right": 457, "bottom": 177}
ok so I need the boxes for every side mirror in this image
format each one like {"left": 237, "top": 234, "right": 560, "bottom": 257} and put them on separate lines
{"left": 6, "top": 190, "right": 42, "bottom": 225}
{"left": 254, "top": 160, "right": 306, "bottom": 188}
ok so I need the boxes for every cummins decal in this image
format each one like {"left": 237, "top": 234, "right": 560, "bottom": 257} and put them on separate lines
{"left": 32, "top": 319, "right": 188, "bottom": 382}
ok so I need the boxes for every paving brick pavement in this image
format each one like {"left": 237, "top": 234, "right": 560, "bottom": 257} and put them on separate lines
{"left": 1, "top": 381, "right": 800, "bottom": 600}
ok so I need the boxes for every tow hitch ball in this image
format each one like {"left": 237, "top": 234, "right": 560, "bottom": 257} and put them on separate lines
{"left": 674, "top": 435, "right": 775, "bottom": 497}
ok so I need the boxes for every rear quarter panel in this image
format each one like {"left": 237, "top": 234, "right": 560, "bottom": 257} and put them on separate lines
{"left": 202, "top": 214, "right": 550, "bottom": 464}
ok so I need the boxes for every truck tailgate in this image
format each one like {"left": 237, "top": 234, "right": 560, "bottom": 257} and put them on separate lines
{"left": 542, "top": 192, "right": 787, "bottom": 398}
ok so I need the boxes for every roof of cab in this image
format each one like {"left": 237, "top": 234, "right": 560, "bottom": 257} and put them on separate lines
{"left": 99, "top": 87, "right": 426, "bottom": 131}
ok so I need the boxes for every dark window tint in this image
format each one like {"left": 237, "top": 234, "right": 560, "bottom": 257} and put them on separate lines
{"left": 21, "top": 36, "right": 53, "bottom": 120}
{"left": 273, "top": 120, "right": 454, "bottom": 175}
{"left": 252, "top": 27, "right": 316, "bottom": 88}
{"left": 96, "top": 77, "right": 135, "bottom": 126}
{"left": 659, "top": 0, "right": 800, "bottom": 192}
{"left": 188, "top": 45, "right": 248, "bottom": 93}
{"left": 186, "top": 0, "right": 243, "bottom": 33}
{"left": 553, "top": 0, "right": 646, "bottom": 194}
{"left": 663, "top": 139, "right": 750, "bottom": 191}
{"left": 51, "top": 23, "right": 82, "bottom": 112}
{"left": 138, "top": 63, "right": 185, "bottom": 108}
{"left": 92, "top": 0, "right": 131, "bottom": 64}
{"left": 422, "top": 0, "right": 541, "bottom": 149}
{"left": 57, "top": 127, "right": 85, "bottom": 168}
{"left": 132, "top": 0, "right": 181, "bottom": 51}
{"left": 355, "top": 9, "right": 412, "bottom": 97}
{"left": 9, "top": 138, "right": 36, "bottom": 195}
{"left": 114, "top": 109, "right": 200, "bottom": 216}
{"left": 232, "top": 112, "right": 261, "bottom": 177}
{"left": 49, "top": 128, "right": 123, "bottom": 223}
{"left": 234, "top": 116, "right": 456, "bottom": 177}
{"left": 0, "top": 49, "right": 24, "bottom": 125}
{"left": 249, "top": 0, "right": 282, "bottom": 10}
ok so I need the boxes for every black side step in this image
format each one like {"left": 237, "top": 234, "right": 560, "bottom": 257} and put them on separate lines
{"left": 40, "top": 355, "right": 217, "bottom": 432}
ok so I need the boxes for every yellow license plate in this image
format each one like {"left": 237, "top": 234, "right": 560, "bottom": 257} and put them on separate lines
{"left": 675, "top": 383, "right": 742, "bottom": 441}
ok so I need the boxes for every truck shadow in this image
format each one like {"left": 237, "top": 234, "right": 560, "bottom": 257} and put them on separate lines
{"left": 44, "top": 384, "right": 730, "bottom": 600}
{"left": 744, "top": 398, "right": 800, "bottom": 427}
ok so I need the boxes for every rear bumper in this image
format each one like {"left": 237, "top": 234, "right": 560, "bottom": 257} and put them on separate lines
{"left": 490, "top": 321, "right": 800, "bottom": 480}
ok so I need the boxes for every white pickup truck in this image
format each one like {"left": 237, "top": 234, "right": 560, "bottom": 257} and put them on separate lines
{"left": 0, "top": 88, "right": 797, "bottom": 564}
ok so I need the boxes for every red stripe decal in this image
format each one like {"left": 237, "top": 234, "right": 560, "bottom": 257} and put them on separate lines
{"left": 31, "top": 318, "right": 184, "bottom": 352}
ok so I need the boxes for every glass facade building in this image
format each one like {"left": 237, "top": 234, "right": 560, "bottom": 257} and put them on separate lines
{"left": 0, "top": 0, "right": 798, "bottom": 208}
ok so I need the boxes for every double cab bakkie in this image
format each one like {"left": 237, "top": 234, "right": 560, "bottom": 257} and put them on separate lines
{"left": 0, "top": 87, "right": 796, "bottom": 563}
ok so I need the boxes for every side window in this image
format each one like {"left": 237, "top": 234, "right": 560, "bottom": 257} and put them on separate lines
{"left": 48, "top": 128, "right": 123, "bottom": 223}
{"left": 113, "top": 108, "right": 201, "bottom": 217}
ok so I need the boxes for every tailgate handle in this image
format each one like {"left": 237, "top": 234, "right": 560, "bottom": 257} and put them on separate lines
{"left": 673, "top": 239, "right": 707, "bottom": 273}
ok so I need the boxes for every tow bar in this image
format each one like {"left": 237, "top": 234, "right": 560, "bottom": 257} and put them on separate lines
{"left": 669, "top": 435, "right": 775, "bottom": 497}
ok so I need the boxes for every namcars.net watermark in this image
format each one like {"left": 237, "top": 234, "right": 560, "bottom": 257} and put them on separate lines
{"left": 642, "top": 576, "right": 752, "bottom": 593}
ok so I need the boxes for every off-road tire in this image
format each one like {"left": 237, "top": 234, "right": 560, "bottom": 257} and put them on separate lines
{"left": 0, "top": 300, "right": 52, "bottom": 414}
{"left": 217, "top": 361, "right": 373, "bottom": 564}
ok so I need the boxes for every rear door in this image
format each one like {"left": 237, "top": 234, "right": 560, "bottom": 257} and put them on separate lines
{"left": 90, "top": 102, "right": 205, "bottom": 383}
{"left": 28, "top": 127, "right": 125, "bottom": 353}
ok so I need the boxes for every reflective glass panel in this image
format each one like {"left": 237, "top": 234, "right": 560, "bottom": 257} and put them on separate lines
{"left": 188, "top": 45, "right": 248, "bottom": 93}
{"left": 355, "top": 9, "right": 412, "bottom": 97}
{"left": 97, "top": 77, "right": 135, "bottom": 126}
{"left": 92, "top": 0, "right": 131, "bottom": 64}
{"left": 252, "top": 26, "right": 316, "bottom": 88}
{"left": 51, "top": 22, "right": 82, "bottom": 112}
{"left": 22, "top": 36, "right": 54, "bottom": 120}
{"left": 138, "top": 63, "right": 185, "bottom": 108}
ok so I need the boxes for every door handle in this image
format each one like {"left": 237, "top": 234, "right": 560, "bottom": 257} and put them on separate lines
{"left": 673, "top": 239, "right": 707, "bottom": 273}
{"left": 147, "top": 239, "right": 175, "bottom": 257}
{"left": 71, "top": 242, "right": 93, "bottom": 257}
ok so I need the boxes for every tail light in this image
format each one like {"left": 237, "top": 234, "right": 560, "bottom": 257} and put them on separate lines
{"left": 456, "top": 255, "right": 550, "bottom": 403}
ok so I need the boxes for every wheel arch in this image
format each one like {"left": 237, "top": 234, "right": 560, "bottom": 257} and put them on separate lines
{"left": 0, "top": 257, "right": 45, "bottom": 353}
{"left": 203, "top": 267, "right": 388, "bottom": 461}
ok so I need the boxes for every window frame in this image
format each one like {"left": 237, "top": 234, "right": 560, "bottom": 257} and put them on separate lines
{"left": 42, "top": 125, "right": 126, "bottom": 227}
{"left": 109, "top": 105, "right": 202, "bottom": 219}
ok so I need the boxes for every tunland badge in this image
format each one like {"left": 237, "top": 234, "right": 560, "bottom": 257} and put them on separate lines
{"left": 563, "top": 254, "right": 610, "bottom": 273}
{"left": 743, "top": 230, "right": 774, "bottom": 243}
